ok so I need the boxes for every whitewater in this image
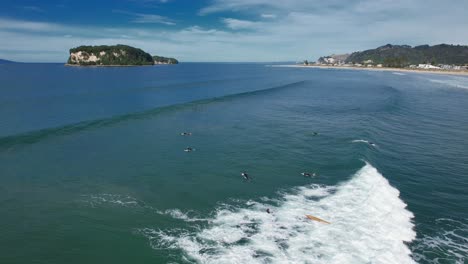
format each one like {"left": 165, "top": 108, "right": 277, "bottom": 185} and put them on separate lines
{"left": 139, "top": 163, "right": 416, "bottom": 264}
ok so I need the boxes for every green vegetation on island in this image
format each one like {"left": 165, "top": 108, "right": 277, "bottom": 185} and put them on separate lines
{"left": 67, "top": 45, "right": 178, "bottom": 66}
{"left": 153, "top": 55, "right": 178, "bottom": 64}
{"left": 345, "top": 44, "right": 468, "bottom": 67}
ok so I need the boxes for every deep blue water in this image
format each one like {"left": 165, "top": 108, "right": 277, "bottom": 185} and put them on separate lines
{"left": 0, "top": 63, "right": 467, "bottom": 263}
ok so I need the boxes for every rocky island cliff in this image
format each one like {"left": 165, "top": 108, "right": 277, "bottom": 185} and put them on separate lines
{"left": 153, "top": 55, "right": 178, "bottom": 64}
{"left": 67, "top": 45, "right": 178, "bottom": 66}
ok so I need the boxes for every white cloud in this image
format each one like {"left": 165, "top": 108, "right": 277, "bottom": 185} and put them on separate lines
{"left": 1, "top": 0, "right": 468, "bottom": 62}
{"left": 199, "top": 0, "right": 352, "bottom": 15}
{"left": 132, "top": 14, "right": 175, "bottom": 25}
{"left": 20, "top": 6, "right": 44, "bottom": 12}
{"left": 222, "top": 18, "right": 259, "bottom": 30}
{"left": 261, "top": 14, "right": 276, "bottom": 19}
{"left": 0, "top": 18, "right": 65, "bottom": 32}
{"left": 113, "top": 10, "right": 175, "bottom": 25}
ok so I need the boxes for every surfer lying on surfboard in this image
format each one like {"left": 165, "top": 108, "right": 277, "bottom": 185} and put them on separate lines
{"left": 301, "top": 172, "right": 316, "bottom": 177}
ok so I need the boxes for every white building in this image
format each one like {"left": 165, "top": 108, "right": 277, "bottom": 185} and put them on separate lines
{"left": 418, "top": 64, "right": 441, "bottom": 69}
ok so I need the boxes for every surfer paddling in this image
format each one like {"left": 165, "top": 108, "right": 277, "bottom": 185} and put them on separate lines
{"left": 301, "top": 172, "right": 316, "bottom": 177}
{"left": 180, "top": 132, "right": 192, "bottom": 136}
{"left": 184, "top": 147, "right": 194, "bottom": 152}
{"left": 241, "top": 172, "right": 250, "bottom": 180}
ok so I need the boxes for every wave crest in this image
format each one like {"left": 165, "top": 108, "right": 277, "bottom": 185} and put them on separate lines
{"left": 139, "top": 163, "right": 416, "bottom": 264}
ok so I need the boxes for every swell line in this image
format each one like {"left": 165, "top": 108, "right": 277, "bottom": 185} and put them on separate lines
{"left": 0, "top": 80, "right": 305, "bottom": 149}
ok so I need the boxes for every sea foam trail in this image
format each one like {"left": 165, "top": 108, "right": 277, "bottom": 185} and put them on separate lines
{"left": 140, "top": 163, "right": 416, "bottom": 264}
{"left": 352, "top": 139, "right": 377, "bottom": 147}
{"left": 427, "top": 77, "right": 468, "bottom": 90}
{"left": 412, "top": 218, "right": 468, "bottom": 264}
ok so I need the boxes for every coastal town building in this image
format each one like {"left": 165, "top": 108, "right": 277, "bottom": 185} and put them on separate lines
{"left": 417, "top": 64, "right": 441, "bottom": 69}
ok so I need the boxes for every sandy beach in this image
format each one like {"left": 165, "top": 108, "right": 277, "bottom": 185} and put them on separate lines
{"left": 273, "top": 64, "right": 468, "bottom": 77}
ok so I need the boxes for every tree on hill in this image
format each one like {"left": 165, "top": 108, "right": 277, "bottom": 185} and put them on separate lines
{"left": 345, "top": 44, "right": 468, "bottom": 67}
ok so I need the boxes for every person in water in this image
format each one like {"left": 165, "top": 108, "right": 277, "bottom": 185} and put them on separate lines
{"left": 266, "top": 208, "right": 271, "bottom": 214}
{"left": 301, "top": 172, "right": 316, "bottom": 177}
{"left": 184, "top": 147, "right": 193, "bottom": 152}
{"left": 241, "top": 172, "right": 250, "bottom": 180}
{"left": 181, "top": 132, "right": 192, "bottom": 136}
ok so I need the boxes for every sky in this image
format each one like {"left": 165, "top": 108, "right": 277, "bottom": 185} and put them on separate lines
{"left": 1, "top": 0, "right": 468, "bottom": 62}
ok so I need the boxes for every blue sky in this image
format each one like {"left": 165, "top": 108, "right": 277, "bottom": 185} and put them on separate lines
{"left": 1, "top": 0, "right": 468, "bottom": 62}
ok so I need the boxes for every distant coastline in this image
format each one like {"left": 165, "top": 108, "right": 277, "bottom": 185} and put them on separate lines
{"left": 275, "top": 64, "right": 468, "bottom": 76}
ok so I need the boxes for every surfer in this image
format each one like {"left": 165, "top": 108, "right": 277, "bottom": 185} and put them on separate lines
{"left": 369, "top": 142, "right": 376, "bottom": 147}
{"left": 301, "top": 172, "right": 316, "bottom": 177}
{"left": 180, "top": 132, "right": 192, "bottom": 136}
{"left": 184, "top": 147, "right": 194, "bottom": 152}
{"left": 266, "top": 208, "right": 271, "bottom": 214}
{"left": 241, "top": 172, "right": 250, "bottom": 180}
{"left": 313, "top": 132, "right": 319, "bottom": 136}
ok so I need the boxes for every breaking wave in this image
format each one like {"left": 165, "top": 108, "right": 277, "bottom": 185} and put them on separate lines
{"left": 139, "top": 163, "right": 416, "bottom": 263}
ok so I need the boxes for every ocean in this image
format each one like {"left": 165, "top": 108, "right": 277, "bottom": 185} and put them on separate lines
{"left": 0, "top": 63, "right": 467, "bottom": 263}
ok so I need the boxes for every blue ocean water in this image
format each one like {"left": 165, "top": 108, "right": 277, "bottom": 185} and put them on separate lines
{"left": 0, "top": 63, "right": 467, "bottom": 263}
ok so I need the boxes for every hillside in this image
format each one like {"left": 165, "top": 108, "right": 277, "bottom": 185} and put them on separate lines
{"left": 0, "top": 59, "right": 15, "bottom": 64}
{"left": 153, "top": 55, "right": 178, "bottom": 64}
{"left": 345, "top": 44, "right": 468, "bottom": 67}
{"left": 67, "top": 45, "right": 154, "bottom": 66}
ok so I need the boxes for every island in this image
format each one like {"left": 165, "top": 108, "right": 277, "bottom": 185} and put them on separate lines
{"left": 66, "top": 45, "right": 179, "bottom": 66}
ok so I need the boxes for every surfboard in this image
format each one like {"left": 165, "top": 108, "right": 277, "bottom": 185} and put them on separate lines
{"left": 306, "top": 214, "right": 330, "bottom": 224}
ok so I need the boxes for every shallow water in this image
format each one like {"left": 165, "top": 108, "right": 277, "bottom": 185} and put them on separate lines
{"left": 0, "top": 63, "right": 467, "bottom": 263}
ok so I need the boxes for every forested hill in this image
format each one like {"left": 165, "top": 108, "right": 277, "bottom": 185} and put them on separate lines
{"left": 345, "top": 44, "right": 468, "bottom": 67}
{"left": 67, "top": 45, "right": 154, "bottom": 66}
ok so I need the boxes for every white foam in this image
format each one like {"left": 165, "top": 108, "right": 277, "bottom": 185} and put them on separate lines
{"left": 80, "top": 194, "right": 208, "bottom": 222}
{"left": 157, "top": 209, "right": 209, "bottom": 222}
{"left": 412, "top": 218, "right": 468, "bottom": 264}
{"left": 352, "top": 139, "right": 377, "bottom": 147}
{"left": 140, "top": 163, "right": 416, "bottom": 264}
{"left": 427, "top": 77, "right": 468, "bottom": 90}
{"left": 392, "top": 72, "right": 406, "bottom": 76}
{"left": 79, "top": 193, "right": 140, "bottom": 208}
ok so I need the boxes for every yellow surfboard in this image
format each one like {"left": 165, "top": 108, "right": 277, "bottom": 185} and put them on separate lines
{"left": 306, "top": 214, "right": 331, "bottom": 224}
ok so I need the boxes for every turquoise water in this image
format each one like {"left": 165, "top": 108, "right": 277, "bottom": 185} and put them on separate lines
{"left": 0, "top": 63, "right": 467, "bottom": 263}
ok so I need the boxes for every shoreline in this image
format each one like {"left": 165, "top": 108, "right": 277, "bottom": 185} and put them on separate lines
{"left": 273, "top": 64, "right": 468, "bottom": 76}
{"left": 64, "top": 64, "right": 155, "bottom": 67}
